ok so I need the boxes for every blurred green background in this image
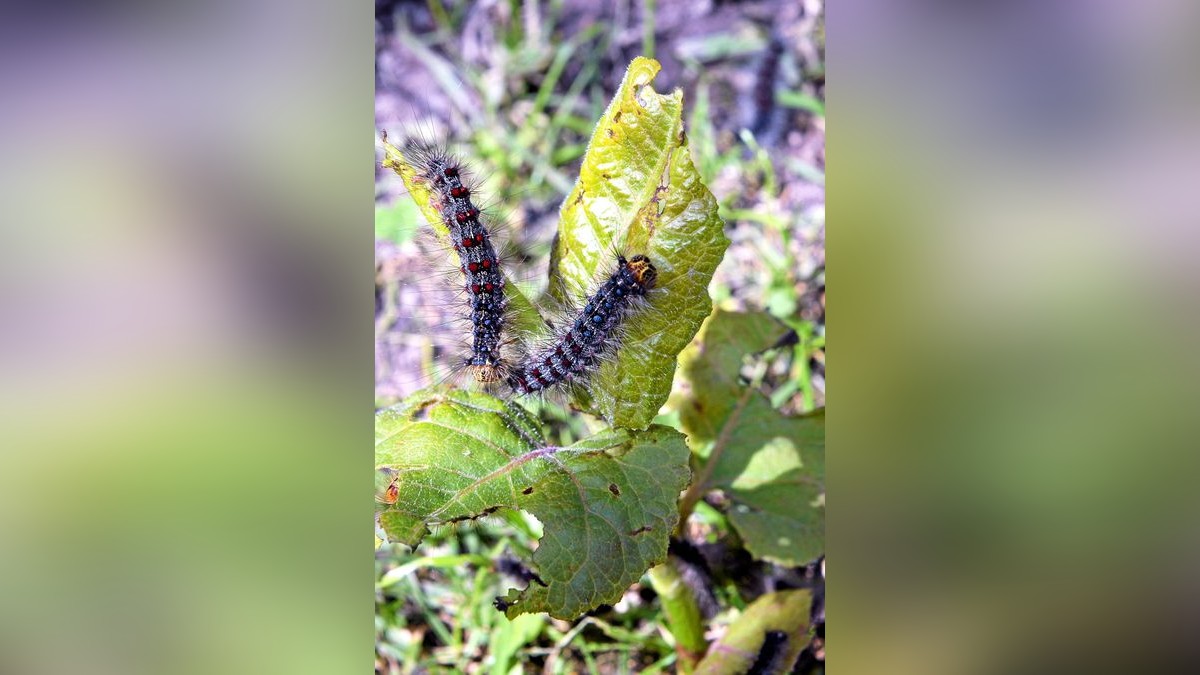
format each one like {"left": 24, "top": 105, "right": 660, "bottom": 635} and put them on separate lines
{"left": 835, "top": 2, "right": 1200, "bottom": 673}
{"left": 0, "top": 2, "right": 374, "bottom": 673}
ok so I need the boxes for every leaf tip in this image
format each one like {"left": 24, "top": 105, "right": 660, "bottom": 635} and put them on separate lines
{"left": 627, "top": 56, "right": 662, "bottom": 88}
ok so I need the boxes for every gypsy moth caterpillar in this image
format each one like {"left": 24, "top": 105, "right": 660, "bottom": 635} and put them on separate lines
{"left": 506, "top": 254, "right": 658, "bottom": 395}
{"left": 380, "top": 129, "right": 662, "bottom": 403}
{"left": 402, "top": 140, "right": 512, "bottom": 384}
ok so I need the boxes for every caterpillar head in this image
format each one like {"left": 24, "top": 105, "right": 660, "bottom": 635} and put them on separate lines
{"left": 626, "top": 254, "right": 658, "bottom": 291}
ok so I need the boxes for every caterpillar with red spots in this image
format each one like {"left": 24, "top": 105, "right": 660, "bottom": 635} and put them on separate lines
{"left": 506, "top": 254, "right": 657, "bottom": 395}
{"left": 403, "top": 141, "right": 509, "bottom": 384}
{"left": 383, "top": 133, "right": 658, "bottom": 400}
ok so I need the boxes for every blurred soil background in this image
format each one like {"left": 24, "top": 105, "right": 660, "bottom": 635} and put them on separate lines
{"left": 375, "top": 1, "right": 824, "bottom": 671}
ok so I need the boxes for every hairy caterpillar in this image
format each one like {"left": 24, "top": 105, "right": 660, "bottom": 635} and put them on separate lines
{"left": 381, "top": 132, "right": 660, "bottom": 401}
{"left": 506, "top": 254, "right": 657, "bottom": 395}
{"left": 402, "top": 140, "right": 511, "bottom": 384}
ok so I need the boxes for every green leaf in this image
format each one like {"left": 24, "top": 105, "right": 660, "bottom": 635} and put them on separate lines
{"left": 375, "top": 387, "right": 692, "bottom": 620}
{"left": 488, "top": 613, "right": 546, "bottom": 675}
{"left": 378, "top": 135, "right": 545, "bottom": 337}
{"left": 549, "top": 57, "right": 728, "bottom": 429}
{"left": 693, "top": 589, "right": 813, "bottom": 675}
{"left": 671, "top": 310, "right": 825, "bottom": 565}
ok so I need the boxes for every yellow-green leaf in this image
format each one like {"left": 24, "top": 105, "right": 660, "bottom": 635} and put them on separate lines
{"left": 550, "top": 57, "right": 728, "bottom": 429}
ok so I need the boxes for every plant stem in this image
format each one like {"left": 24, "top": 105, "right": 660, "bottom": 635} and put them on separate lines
{"left": 647, "top": 562, "right": 706, "bottom": 673}
{"left": 676, "top": 361, "right": 766, "bottom": 527}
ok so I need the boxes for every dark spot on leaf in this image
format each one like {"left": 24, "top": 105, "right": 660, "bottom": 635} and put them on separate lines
{"left": 607, "top": 128, "right": 615, "bottom": 138}
{"left": 602, "top": 173, "right": 611, "bottom": 180}
{"left": 614, "top": 111, "right": 622, "bottom": 122}
{"left": 608, "top": 483, "right": 621, "bottom": 496}
{"left": 493, "top": 597, "right": 511, "bottom": 612}
{"left": 630, "top": 526, "right": 652, "bottom": 535}
{"left": 522, "top": 486, "right": 534, "bottom": 495}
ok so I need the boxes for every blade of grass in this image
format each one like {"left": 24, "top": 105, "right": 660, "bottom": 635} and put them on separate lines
{"left": 738, "top": 128, "right": 778, "bottom": 197}
{"left": 401, "top": 576, "right": 454, "bottom": 648}
{"left": 528, "top": 40, "right": 576, "bottom": 124}
{"left": 778, "top": 89, "right": 825, "bottom": 117}
{"left": 378, "top": 553, "right": 492, "bottom": 588}
{"left": 723, "top": 208, "right": 786, "bottom": 230}
{"left": 639, "top": 651, "right": 678, "bottom": 674}
{"left": 424, "top": 0, "right": 452, "bottom": 32}
{"left": 642, "top": 0, "right": 656, "bottom": 60}
{"left": 396, "top": 29, "right": 481, "bottom": 125}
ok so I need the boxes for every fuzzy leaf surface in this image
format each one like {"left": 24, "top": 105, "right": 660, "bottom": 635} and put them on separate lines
{"left": 671, "top": 309, "right": 825, "bottom": 564}
{"left": 375, "top": 387, "right": 692, "bottom": 619}
{"left": 550, "top": 56, "right": 728, "bottom": 429}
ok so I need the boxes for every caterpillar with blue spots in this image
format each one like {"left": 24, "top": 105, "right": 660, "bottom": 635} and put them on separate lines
{"left": 506, "top": 254, "right": 657, "bottom": 395}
